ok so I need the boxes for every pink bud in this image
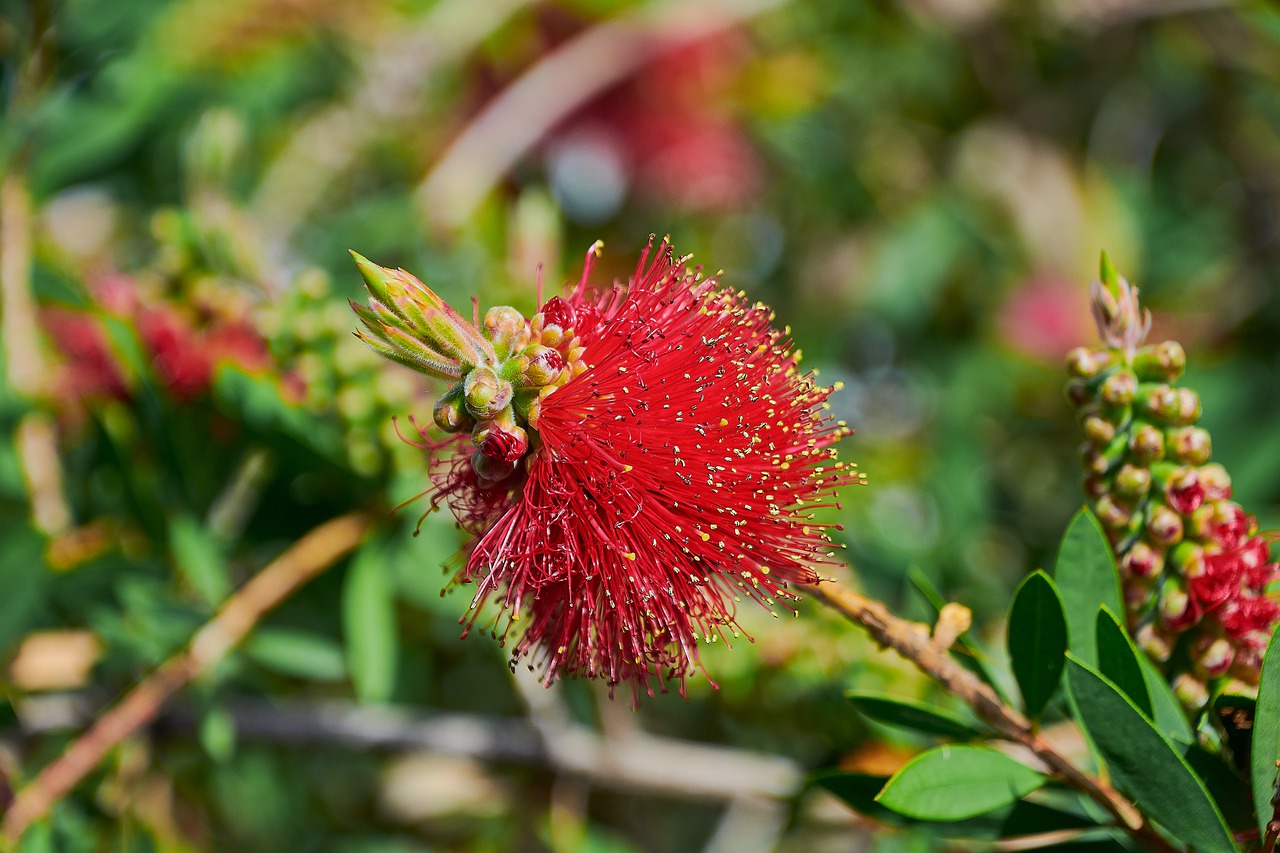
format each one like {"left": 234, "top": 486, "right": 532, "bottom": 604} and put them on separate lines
{"left": 1166, "top": 468, "right": 1204, "bottom": 515}
{"left": 1122, "top": 541, "right": 1163, "bottom": 579}
{"left": 1192, "top": 635, "right": 1235, "bottom": 679}
{"left": 1146, "top": 504, "right": 1183, "bottom": 548}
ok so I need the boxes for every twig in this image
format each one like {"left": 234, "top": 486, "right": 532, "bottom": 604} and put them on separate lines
{"left": 806, "top": 581, "right": 1178, "bottom": 853}
{"left": 10, "top": 695, "right": 803, "bottom": 804}
{"left": 1, "top": 174, "right": 72, "bottom": 535}
{"left": 416, "top": 0, "right": 790, "bottom": 231}
{"left": 1, "top": 512, "right": 374, "bottom": 843}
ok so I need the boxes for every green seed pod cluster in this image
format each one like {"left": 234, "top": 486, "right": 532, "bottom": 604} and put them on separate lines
{"left": 1067, "top": 259, "right": 1279, "bottom": 710}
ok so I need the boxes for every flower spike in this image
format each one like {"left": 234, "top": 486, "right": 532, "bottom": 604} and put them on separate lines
{"left": 1067, "top": 253, "right": 1279, "bottom": 711}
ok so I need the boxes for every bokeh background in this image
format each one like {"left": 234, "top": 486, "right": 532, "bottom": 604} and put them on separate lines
{"left": 3, "top": 0, "right": 1280, "bottom": 849}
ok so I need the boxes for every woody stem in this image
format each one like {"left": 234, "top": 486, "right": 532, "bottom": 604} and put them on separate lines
{"left": 806, "top": 581, "right": 1177, "bottom": 853}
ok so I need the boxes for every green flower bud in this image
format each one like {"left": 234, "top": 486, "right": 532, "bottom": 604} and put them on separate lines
{"left": 483, "top": 306, "right": 529, "bottom": 359}
{"left": 1066, "top": 347, "right": 1112, "bottom": 379}
{"left": 1175, "top": 388, "right": 1201, "bottom": 425}
{"left": 1135, "top": 623, "right": 1174, "bottom": 663}
{"left": 1146, "top": 504, "right": 1184, "bottom": 548}
{"left": 1137, "top": 383, "right": 1179, "bottom": 423}
{"left": 464, "top": 365, "right": 513, "bottom": 420}
{"left": 1170, "top": 539, "right": 1202, "bottom": 570}
{"left": 1129, "top": 424, "right": 1165, "bottom": 464}
{"left": 1166, "top": 426, "right": 1211, "bottom": 466}
{"left": 433, "top": 385, "right": 473, "bottom": 433}
{"left": 1114, "top": 464, "right": 1151, "bottom": 499}
{"left": 1082, "top": 414, "right": 1116, "bottom": 446}
{"left": 1134, "top": 340, "right": 1186, "bottom": 383}
{"left": 520, "top": 345, "right": 566, "bottom": 387}
{"left": 1158, "top": 577, "right": 1196, "bottom": 632}
{"left": 1100, "top": 370, "right": 1137, "bottom": 407}
{"left": 1172, "top": 673, "right": 1210, "bottom": 713}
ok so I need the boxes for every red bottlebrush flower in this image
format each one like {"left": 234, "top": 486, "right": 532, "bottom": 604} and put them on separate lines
{"left": 396, "top": 241, "right": 859, "bottom": 700}
{"left": 1188, "top": 551, "right": 1244, "bottom": 609}
{"left": 138, "top": 307, "right": 214, "bottom": 401}
{"left": 1217, "top": 594, "right": 1280, "bottom": 639}
{"left": 1202, "top": 503, "right": 1250, "bottom": 550}
{"left": 137, "top": 308, "right": 273, "bottom": 402}
{"left": 41, "top": 308, "right": 130, "bottom": 405}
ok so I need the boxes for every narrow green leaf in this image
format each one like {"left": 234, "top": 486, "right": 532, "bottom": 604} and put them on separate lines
{"left": 343, "top": 540, "right": 398, "bottom": 703}
{"left": 0, "top": 523, "right": 46, "bottom": 649}
{"left": 1141, "top": 657, "right": 1194, "bottom": 744}
{"left": 848, "top": 692, "right": 983, "bottom": 740}
{"left": 875, "top": 745, "right": 1046, "bottom": 821}
{"left": 1253, "top": 630, "right": 1280, "bottom": 838}
{"left": 1007, "top": 570, "right": 1067, "bottom": 720}
{"left": 1054, "top": 509, "right": 1123, "bottom": 665}
{"left": 244, "top": 628, "right": 347, "bottom": 682}
{"left": 170, "top": 515, "right": 231, "bottom": 607}
{"left": 1182, "top": 741, "right": 1255, "bottom": 832}
{"left": 1094, "top": 606, "right": 1151, "bottom": 719}
{"left": 1066, "top": 655, "right": 1235, "bottom": 852}
{"left": 199, "top": 706, "right": 237, "bottom": 763}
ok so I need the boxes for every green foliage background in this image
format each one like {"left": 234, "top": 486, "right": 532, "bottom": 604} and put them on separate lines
{"left": 2, "top": 0, "right": 1280, "bottom": 849}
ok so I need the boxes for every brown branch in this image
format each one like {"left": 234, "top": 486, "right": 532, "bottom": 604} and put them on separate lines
{"left": 1, "top": 512, "right": 374, "bottom": 843}
{"left": 1, "top": 173, "right": 72, "bottom": 536}
{"left": 805, "top": 581, "right": 1179, "bottom": 853}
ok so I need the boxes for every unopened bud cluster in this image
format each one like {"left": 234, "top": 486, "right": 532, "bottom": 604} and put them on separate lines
{"left": 1067, "top": 258, "right": 1279, "bottom": 710}
{"left": 349, "top": 253, "right": 586, "bottom": 484}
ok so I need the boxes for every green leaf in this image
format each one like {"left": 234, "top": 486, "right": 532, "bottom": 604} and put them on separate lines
{"left": 1253, "top": 629, "right": 1280, "bottom": 838}
{"left": 343, "top": 539, "right": 399, "bottom": 703}
{"left": 199, "top": 706, "right": 237, "bottom": 763}
{"left": 1183, "top": 741, "right": 1255, "bottom": 831}
{"left": 1066, "top": 655, "right": 1235, "bottom": 852}
{"left": 212, "top": 365, "right": 345, "bottom": 461}
{"left": 1007, "top": 570, "right": 1067, "bottom": 720}
{"left": 848, "top": 692, "right": 983, "bottom": 740}
{"left": 815, "top": 771, "right": 1089, "bottom": 839}
{"left": 875, "top": 745, "right": 1046, "bottom": 822}
{"left": 1094, "top": 606, "right": 1151, "bottom": 719}
{"left": 243, "top": 628, "right": 347, "bottom": 682}
{"left": 169, "top": 515, "right": 231, "bottom": 607}
{"left": 0, "top": 523, "right": 46, "bottom": 650}
{"left": 1053, "top": 509, "right": 1123, "bottom": 665}
{"left": 1141, "top": 656, "right": 1194, "bottom": 744}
